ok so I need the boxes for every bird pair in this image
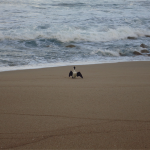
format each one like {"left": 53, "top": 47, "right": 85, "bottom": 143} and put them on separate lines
{"left": 69, "top": 66, "right": 83, "bottom": 79}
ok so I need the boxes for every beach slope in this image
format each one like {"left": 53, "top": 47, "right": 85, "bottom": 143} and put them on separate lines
{"left": 0, "top": 62, "right": 150, "bottom": 149}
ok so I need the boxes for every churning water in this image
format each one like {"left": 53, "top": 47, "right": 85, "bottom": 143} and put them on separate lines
{"left": 0, "top": 0, "right": 150, "bottom": 71}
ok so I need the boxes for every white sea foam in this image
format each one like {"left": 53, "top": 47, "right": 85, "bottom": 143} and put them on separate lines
{"left": 53, "top": 26, "right": 150, "bottom": 42}
{"left": 1, "top": 56, "right": 150, "bottom": 72}
{"left": 0, "top": 0, "right": 150, "bottom": 71}
{"left": 0, "top": 26, "right": 150, "bottom": 42}
{"left": 91, "top": 49, "right": 120, "bottom": 57}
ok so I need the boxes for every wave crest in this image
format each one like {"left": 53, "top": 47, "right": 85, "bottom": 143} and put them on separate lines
{"left": 0, "top": 26, "right": 150, "bottom": 42}
{"left": 91, "top": 49, "right": 120, "bottom": 57}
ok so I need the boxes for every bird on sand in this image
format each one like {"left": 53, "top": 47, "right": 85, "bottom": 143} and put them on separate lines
{"left": 69, "top": 66, "right": 83, "bottom": 79}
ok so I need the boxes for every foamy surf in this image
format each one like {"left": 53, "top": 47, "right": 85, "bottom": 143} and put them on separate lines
{"left": 0, "top": 0, "right": 150, "bottom": 71}
{"left": 0, "top": 26, "right": 150, "bottom": 42}
{"left": 1, "top": 56, "right": 150, "bottom": 72}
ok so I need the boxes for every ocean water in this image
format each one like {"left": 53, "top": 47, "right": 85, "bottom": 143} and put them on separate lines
{"left": 0, "top": 0, "right": 150, "bottom": 72}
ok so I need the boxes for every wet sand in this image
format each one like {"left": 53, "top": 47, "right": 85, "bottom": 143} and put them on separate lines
{"left": 0, "top": 62, "right": 150, "bottom": 149}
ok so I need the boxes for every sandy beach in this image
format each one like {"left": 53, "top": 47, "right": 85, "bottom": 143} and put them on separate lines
{"left": 0, "top": 61, "right": 150, "bottom": 149}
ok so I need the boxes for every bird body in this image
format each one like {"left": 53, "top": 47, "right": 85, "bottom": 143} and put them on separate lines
{"left": 69, "top": 66, "right": 83, "bottom": 79}
{"left": 72, "top": 69, "right": 77, "bottom": 78}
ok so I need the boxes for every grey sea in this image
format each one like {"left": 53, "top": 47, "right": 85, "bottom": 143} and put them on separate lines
{"left": 0, "top": 0, "right": 150, "bottom": 72}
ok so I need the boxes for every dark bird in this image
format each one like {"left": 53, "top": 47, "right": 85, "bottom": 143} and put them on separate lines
{"left": 69, "top": 66, "right": 83, "bottom": 79}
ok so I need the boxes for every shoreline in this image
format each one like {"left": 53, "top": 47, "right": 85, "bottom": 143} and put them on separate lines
{"left": 0, "top": 58, "right": 150, "bottom": 73}
{"left": 0, "top": 61, "right": 150, "bottom": 149}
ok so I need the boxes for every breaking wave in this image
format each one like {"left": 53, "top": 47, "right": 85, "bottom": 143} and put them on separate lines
{"left": 91, "top": 49, "right": 120, "bottom": 57}
{"left": 0, "top": 26, "right": 150, "bottom": 42}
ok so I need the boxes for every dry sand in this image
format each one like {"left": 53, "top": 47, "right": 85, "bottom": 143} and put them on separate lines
{"left": 0, "top": 62, "right": 150, "bottom": 149}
